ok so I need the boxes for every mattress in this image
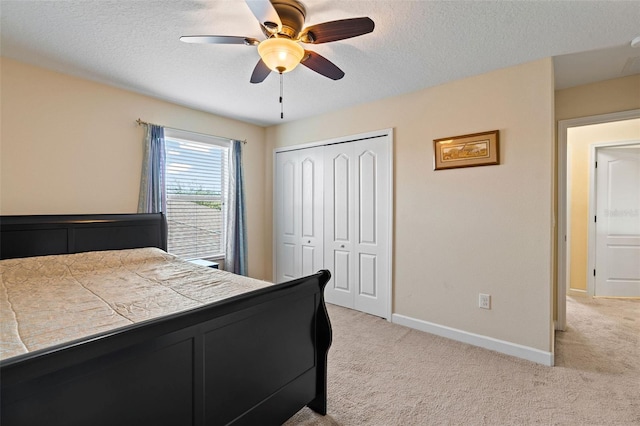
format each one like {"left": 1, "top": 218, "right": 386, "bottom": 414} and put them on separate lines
{"left": 0, "top": 248, "right": 270, "bottom": 361}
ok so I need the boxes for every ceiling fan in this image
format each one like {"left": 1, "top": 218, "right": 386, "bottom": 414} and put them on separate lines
{"left": 180, "top": 0, "right": 375, "bottom": 84}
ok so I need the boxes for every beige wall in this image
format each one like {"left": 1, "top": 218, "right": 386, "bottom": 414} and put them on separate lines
{"left": 556, "top": 75, "right": 640, "bottom": 121}
{"left": 1, "top": 57, "right": 268, "bottom": 280}
{"left": 266, "top": 59, "right": 555, "bottom": 352}
{"left": 567, "top": 119, "right": 640, "bottom": 291}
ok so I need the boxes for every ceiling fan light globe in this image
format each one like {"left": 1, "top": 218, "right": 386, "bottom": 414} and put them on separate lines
{"left": 258, "top": 38, "right": 304, "bottom": 73}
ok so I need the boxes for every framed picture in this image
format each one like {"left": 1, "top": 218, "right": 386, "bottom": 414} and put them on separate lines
{"left": 433, "top": 130, "right": 499, "bottom": 170}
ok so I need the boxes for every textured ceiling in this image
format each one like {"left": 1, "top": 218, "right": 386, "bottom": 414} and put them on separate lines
{"left": 1, "top": 0, "right": 639, "bottom": 126}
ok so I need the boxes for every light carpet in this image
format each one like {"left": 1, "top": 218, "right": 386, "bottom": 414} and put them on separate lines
{"left": 285, "top": 295, "right": 639, "bottom": 425}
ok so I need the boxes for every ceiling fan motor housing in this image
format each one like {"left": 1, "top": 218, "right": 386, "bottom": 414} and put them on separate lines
{"left": 271, "top": 0, "right": 306, "bottom": 39}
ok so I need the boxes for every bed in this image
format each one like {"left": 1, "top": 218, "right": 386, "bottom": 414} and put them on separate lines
{"left": 0, "top": 213, "right": 332, "bottom": 426}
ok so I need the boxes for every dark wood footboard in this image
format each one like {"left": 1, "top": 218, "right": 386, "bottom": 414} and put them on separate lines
{"left": 0, "top": 270, "right": 332, "bottom": 426}
{"left": 0, "top": 214, "right": 332, "bottom": 425}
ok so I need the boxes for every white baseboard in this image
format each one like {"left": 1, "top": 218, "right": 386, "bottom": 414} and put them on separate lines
{"left": 391, "top": 314, "right": 554, "bottom": 366}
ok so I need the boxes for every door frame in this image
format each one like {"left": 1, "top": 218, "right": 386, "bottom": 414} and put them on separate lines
{"left": 272, "top": 128, "right": 394, "bottom": 320}
{"left": 588, "top": 141, "right": 640, "bottom": 296}
{"left": 557, "top": 109, "right": 640, "bottom": 330}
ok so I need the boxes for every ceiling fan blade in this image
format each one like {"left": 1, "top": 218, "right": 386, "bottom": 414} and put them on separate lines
{"left": 179, "top": 35, "right": 259, "bottom": 46}
{"left": 250, "top": 59, "right": 272, "bottom": 84}
{"left": 299, "top": 17, "right": 374, "bottom": 44}
{"left": 245, "top": 0, "right": 282, "bottom": 33}
{"left": 301, "top": 50, "right": 345, "bottom": 80}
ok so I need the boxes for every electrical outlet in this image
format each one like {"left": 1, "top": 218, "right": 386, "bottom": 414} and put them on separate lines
{"left": 479, "top": 293, "right": 491, "bottom": 310}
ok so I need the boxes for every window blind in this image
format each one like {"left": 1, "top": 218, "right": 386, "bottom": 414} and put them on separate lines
{"left": 165, "top": 137, "right": 229, "bottom": 260}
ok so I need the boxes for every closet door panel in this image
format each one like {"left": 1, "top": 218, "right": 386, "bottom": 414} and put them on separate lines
{"left": 301, "top": 157, "right": 316, "bottom": 238}
{"left": 334, "top": 250, "right": 351, "bottom": 292}
{"left": 282, "top": 160, "right": 297, "bottom": 237}
{"left": 275, "top": 152, "right": 300, "bottom": 283}
{"left": 301, "top": 245, "right": 317, "bottom": 276}
{"left": 300, "top": 148, "right": 324, "bottom": 275}
{"left": 324, "top": 144, "right": 355, "bottom": 308}
{"left": 353, "top": 138, "right": 390, "bottom": 318}
{"left": 333, "top": 154, "right": 351, "bottom": 242}
{"left": 275, "top": 147, "right": 323, "bottom": 283}
{"left": 281, "top": 243, "right": 297, "bottom": 280}
{"left": 358, "top": 253, "right": 377, "bottom": 297}
{"left": 358, "top": 150, "right": 377, "bottom": 245}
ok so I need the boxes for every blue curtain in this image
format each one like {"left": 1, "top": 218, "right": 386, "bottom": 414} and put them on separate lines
{"left": 137, "top": 124, "right": 166, "bottom": 214}
{"left": 225, "top": 140, "right": 248, "bottom": 276}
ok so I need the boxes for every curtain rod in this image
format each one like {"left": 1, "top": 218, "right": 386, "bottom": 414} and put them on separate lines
{"left": 136, "top": 118, "right": 246, "bottom": 144}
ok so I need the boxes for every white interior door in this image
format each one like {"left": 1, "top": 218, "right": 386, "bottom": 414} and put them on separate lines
{"left": 324, "top": 136, "right": 392, "bottom": 318}
{"left": 275, "top": 148, "right": 323, "bottom": 283}
{"left": 594, "top": 146, "right": 640, "bottom": 297}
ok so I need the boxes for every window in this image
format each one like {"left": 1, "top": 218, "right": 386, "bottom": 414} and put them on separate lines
{"left": 164, "top": 129, "right": 229, "bottom": 260}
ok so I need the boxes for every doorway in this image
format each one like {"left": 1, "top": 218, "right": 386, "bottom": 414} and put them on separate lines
{"left": 557, "top": 109, "right": 640, "bottom": 330}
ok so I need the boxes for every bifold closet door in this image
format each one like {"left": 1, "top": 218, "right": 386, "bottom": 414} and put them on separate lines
{"left": 274, "top": 147, "right": 323, "bottom": 284}
{"left": 324, "top": 136, "right": 391, "bottom": 318}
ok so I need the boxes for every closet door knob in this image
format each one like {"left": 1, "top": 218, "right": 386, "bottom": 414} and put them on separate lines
{"left": 340, "top": 244, "right": 345, "bottom": 248}
{"left": 308, "top": 240, "right": 311, "bottom": 243}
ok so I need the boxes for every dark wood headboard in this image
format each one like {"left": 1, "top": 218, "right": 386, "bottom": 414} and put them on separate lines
{"left": 0, "top": 213, "right": 167, "bottom": 260}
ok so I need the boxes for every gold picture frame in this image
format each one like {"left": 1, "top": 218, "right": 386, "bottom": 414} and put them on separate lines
{"left": 433, "top": 130, "right": 500, "bottom": 170}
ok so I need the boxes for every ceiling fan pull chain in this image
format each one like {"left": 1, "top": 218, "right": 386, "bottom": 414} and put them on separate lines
{"left": 280, "top": 72, "right": 284, "bottom": 119}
